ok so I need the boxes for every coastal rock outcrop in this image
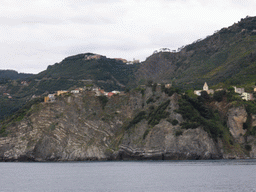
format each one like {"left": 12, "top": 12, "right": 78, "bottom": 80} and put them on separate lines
{"left": 0, "top": 88, "right": 255, "bottom": 161}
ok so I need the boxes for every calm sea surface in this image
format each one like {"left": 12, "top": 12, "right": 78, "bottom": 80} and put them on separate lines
{"left": 0, "top": 160, "right": 256, "bottom": 192}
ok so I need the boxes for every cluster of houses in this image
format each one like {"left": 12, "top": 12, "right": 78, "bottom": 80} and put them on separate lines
{"left": 233, "top": 86, "right": 255, "bottom": 101}
{"left": 194, "top": 82, "right": 256, "bottom": 101}
{"left": 44, "top": 87, "right": 124, "bottom": 103}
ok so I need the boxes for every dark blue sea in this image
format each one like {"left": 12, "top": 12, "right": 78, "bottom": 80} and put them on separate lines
{"left": 1, "top": 160, "right": 256, "bottom": 192}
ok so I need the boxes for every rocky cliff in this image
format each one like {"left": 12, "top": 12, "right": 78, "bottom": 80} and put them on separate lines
{"left": 0, "top": 87, "right": 255, "bottom": 161}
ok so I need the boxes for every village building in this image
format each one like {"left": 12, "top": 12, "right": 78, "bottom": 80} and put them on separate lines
{"left": 194, "top": 82, "right": 214, "bottom": 96}
{"left": 165, "top": 84, "right": 172, "bottom": 88}
{"left": 241, "top": 92, "right": 253, "bottom": 101}
{"left": 71, "top": 89, "right": 79, "bottom": 94}
{"left": 112, "top": 91, "right": 120, "bottom": 95}
{"left": 57, "top": 90, "right": 68, "bottom": 96}
{"left": 233, "top": 86, "right": 245, "bottom": 94}
{"left": 93, "top": 87, "right": 103, "bottom": 96}
{"left": 84, "top": 54, "right": 102, "bottom": 60}
{"left": 108, "top": 92, "right": 114, "bottom": 97}
{"left": 44, "top": 94, "right": 55, "bottom": 103}
{"left": 114, "top": 58, "right": 127, "bottom": 63}
{"left": 21, "top": 81, "right": 28, "bottom": 86}
{"left": 44, "top": 96, "right": 49, "bottom": 103}
{"left": 194, "top": 90, "right": 202, "bottom": 96}
{"left": 203, "top": 82, "right": 208, "bottom": 91}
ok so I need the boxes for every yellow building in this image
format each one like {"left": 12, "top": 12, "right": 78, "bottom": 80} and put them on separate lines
{"left": 44, "top": 96, "right": 49, "bottom": 103}
{"left": 57, "top": 90, "right": 68, "bottom": 96}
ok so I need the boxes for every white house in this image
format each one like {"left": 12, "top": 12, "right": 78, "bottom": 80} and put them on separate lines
{"left": 194, "top": 90, "right": 202, "bottom": 96}
{"left": 241, "top": 92, "right": 253, "bottom": 101}
{"left": 48, "top": 94, "right": 55, "bottom": 102}
{"left": 233, "top": 86, "right": 245, "bottom": 94}
{"left": 112, "top": 90, "right": 120, "bottom": 95}
{"left": 71, "top": 89, "right": 79, "bottom": 94}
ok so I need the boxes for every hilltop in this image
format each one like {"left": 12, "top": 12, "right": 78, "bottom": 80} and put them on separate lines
{"left": 33, "top": 53, "right": 138, "bottom": 91}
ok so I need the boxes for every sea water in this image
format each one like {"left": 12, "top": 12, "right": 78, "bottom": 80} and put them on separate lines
{"left": 0, "top": 160, "right": 256, "bottom": 192}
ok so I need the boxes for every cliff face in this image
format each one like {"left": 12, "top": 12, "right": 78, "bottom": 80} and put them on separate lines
{"left": 227, "top": 107, "right": 247, "bottom": 143}
{"left": 0, "top": 88, "right": 255, "bottom": 161}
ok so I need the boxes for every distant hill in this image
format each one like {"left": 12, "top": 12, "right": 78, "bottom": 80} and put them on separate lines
{"left": 136, "top": 16, "right": 256, "bottom": 89}
{"left": 0, "top": 70, "right": 33, "bottom": 82}
{"left": 31, "top": 53, "right": 139, "bottom": 92}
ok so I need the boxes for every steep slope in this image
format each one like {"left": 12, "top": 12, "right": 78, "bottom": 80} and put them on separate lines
{"left": 136, "top": 16, "right": 256, "bottom": 89}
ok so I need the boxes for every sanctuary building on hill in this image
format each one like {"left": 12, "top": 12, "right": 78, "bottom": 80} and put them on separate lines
{"left": 194, "top": 82, "right": 214, "bottom": 96}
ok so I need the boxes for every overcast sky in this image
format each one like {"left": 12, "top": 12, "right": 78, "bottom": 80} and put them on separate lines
{"left": 0, "top": 0, "right": 255, "bottom": 74}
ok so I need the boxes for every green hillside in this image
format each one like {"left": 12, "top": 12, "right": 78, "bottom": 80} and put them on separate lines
{"left": 34, "top": 53, "right": 138, "bottom": 91}
{"left": 136, "top": 16, "right": 256, "bottom": 90}
{"left": 0, "top": 54, "right": 138, "bottom": 120}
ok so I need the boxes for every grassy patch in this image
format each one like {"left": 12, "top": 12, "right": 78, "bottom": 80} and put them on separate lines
{"left": 125, "top": 111, "right": 147, "bottom": 130}
{"left": 147, "top": 100, "right": 170, "bottom": 126}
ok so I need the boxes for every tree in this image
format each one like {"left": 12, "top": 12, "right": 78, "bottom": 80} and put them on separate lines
{"left": 253, "top": 92, "right": 256, "bottom": 100}
{"left": 200, "top": 91, "right": 210, "bottom": 100}
{"left": 213, "top": 90, "right": 226, "bottom": 102}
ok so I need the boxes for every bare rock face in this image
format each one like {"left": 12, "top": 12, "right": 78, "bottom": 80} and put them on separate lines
{"left": 252, "top": 115, "right": 256, "bottom": 127}
{"left": 227, "top": 107, "right": 247, "bottom": 143}
{"left": 247, "top": 136, "right": 256, "bottom": 158}
{"left": 119, "top": 120, "right": 221, "bottom": 160}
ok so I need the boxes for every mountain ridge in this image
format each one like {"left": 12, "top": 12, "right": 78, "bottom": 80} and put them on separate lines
{"left": 136, "top": 16, "right": 256, "bottom": 89}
